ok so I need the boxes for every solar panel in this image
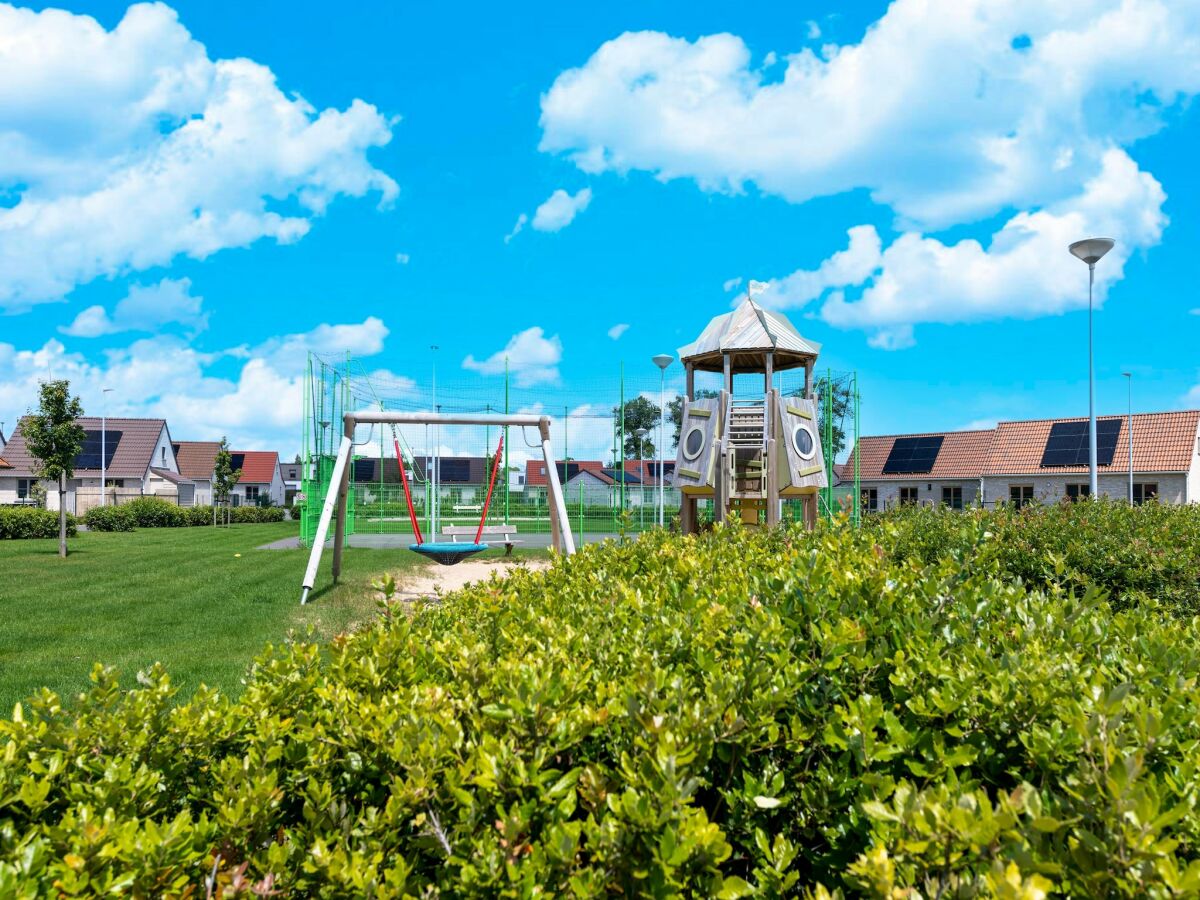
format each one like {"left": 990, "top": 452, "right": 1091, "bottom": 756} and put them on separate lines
{"left": 557, "top": 462, "right": 581, "bottom": 482}
{"left": 439, "top": 459, "right": 471, "bottom": 482}
{"left": 353, "top": 459, "right": 375, "bottom": 482}
{"left": 75, "top": 430, "right": 122, "bottom": 470}
{"left": 229, "top": 453, "right": 246, "bottom": 472}
{"left": 881, "top": 435, "right": 944, "bottom": 474}
{"left": 1039, "top": 419, "right": 1121, "bottom": 468}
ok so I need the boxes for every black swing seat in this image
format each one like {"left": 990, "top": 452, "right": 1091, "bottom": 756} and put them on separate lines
{"left": 410, "top": 541, "right": 489, "bottom": 565}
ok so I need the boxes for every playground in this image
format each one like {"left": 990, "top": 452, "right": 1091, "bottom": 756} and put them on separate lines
{"left": 297, "top": 296, "right": 862, "bottom": 598}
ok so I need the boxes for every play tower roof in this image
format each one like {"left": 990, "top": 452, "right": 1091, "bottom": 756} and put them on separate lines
{"left": 678, "top": 296, "right": 820, "bottom": 373}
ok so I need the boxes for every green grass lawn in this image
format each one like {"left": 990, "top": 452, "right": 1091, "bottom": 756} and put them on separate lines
{"left": 0, "top": 523, "right": 540, "bottom": 710}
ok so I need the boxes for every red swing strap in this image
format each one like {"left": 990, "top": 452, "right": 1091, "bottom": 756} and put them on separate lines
{"left": 474, "top": 436, "right": 504, "bottom": 544}
{"left": 393, "top": 436, "right": 424, "bottom": 545}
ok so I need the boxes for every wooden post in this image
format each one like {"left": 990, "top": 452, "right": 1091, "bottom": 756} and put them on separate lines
{"left": 804, "top": 361, "right": 813, "bottom": 400}
{"left": 331, "top": 416, "right": 353, "bottom": 582}
{"left": 713, "top": 441, "right": 727, "bottom": 524}
{"left": 766, "top": 438, "right": 780, "bottom": 526}
{"left": 723, "top": 354, "right": 732, "bottom": 393}
{"left": 685, "top": 363, "right": 695, "bottom": 401}
{"left": 764, "top": 351, "right": 774, "bottom": 399}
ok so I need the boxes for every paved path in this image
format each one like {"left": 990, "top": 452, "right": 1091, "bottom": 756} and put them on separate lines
{"left": 257, "top": 531, "right": 626, "bottom": 551}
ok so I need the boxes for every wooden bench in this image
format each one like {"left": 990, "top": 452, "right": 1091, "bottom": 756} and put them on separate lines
{"left": 442, "top": 524, "right": 521, "bottom": 555}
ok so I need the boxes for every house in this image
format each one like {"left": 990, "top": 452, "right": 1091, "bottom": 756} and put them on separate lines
{"left": 172, "top": 443, "right": 286, "bottom": 507}
{"left": 281, "top": 460, "right": 304, "bottom": 504}
{"left": 228, "top": 451, "right": 285, "bottom": 507}
{"left": 849, "top": 410, "right": 1200, "bottom": 511}
{"left": 622, "top": 459, "right": 675, "bottom": 487}
{"left": 848, "top": 429, "right": 996, "bottom": 511}
{"left": 0, "top": 417, "right": 180, "bottom": 513}
{"left": 172, "top": 440, "right": 221, "bottom": 506}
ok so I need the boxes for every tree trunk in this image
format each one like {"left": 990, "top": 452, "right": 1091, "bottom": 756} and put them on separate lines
{"left": 58, "top": 472, "right": 67, "bottom": 558}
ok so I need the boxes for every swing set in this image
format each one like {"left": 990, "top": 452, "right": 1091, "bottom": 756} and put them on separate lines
{"left": 300, "top": 411, "right": 575, "bottom": 604}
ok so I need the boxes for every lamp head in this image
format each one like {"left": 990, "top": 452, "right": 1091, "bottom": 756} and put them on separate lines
{"left": 1122, "top": 371, "right": 1132, "bottom": 378}
{"left": 1069, "top": 238, "right": 1115, "bottom": 266}
{"left": 652, "top": 354, "right": 673, "bottom": 370}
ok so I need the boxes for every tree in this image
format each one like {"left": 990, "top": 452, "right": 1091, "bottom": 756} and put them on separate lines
{"left": 668, "top": 390, "right": 719, "bottom": 447}
{"left": 20, "top": 380, "right": 86, "bottom": 558}
{"left": 612, "top": 396, "right": 660, "bottom": 459}
{"left": 212, "top": 437, "right": 242, "bottom": 526}
{"left": 814, "top": 377, "right": 853, "bottom": 460}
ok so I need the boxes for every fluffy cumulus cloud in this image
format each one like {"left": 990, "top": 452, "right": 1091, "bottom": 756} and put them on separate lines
{"left": 541, "top": 0, "right": 1200, "bottom": 344}
{"left": 60, "top": 277, "right": 207, "bottom": 337}
{"left": 462, "top": 327, "right": 563, "bottom": 387}
{"left": 0, "top": 317, "right": 394, "bottom": 452}
{"left": 531, "top": 187, "right": 592, "bottom": 232}
{"left": 0, "top": 2, "right": 397, "bottom": 311}
{"left": 607, "top": 323, "right": 629, "bottom": 340}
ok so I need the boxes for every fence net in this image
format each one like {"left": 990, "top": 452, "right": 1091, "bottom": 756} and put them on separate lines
{"left": 300, "top": 353, "right": 859, "bottom": 546}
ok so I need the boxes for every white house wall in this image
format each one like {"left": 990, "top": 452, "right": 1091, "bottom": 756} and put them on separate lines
{"left": 981, "top": 473, "right": 1186, "bottom": 505}
{"left": 858, "top": 480, "right": 979, "bottom": 510}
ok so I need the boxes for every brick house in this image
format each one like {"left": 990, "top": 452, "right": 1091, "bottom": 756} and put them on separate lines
{"left": 849, "top": 410, "right": 1200, "bottom": 510}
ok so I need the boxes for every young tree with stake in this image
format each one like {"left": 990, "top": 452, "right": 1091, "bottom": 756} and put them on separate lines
{"left": 213, "top": 437, "right": 242, "bottom": 526}
{"left": 20, "top": 381, "right": 86, "bottom": 558}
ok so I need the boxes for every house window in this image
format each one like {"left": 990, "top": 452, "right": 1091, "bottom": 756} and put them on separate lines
{"left": 1010, "top": 485, "right": 1034, "bottom": 509}
{"left": 942, "top": 486, "right": 963, "bottom": 509}
{"left": 161, "top": 447, "right": 166, "bottom": 464}
{"left": 861, "top": 488, "right": 878, "bottom": 514}
{"left": 104, "top": 478, "right": 123, "bottom": 488}
{"left": 1133, "top": 483, "right": 1158, "bottom": 505}
{"left": 17, "top": 478, "right": 32, "bottom": 499}
{"left": 244, "top": 486, "right": 260, "bottom": 501}
{"left": 1065, "top": 483, "right": 1090, "bottom": 502}
{"left": 899, "top": 486, "right": 919, "bottom": 505}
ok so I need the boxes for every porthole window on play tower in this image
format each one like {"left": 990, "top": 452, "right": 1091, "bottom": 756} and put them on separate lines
{"left": 792, "top": 424, "right": 815, "bottom": 460}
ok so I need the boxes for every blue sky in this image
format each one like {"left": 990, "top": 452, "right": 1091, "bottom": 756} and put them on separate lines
{"left": 1, "top": 0, "right": 1198, "bottom": 458}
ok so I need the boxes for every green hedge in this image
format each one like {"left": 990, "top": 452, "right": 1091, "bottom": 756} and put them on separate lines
{"left": 85, "top": 500, "right": 285, "bottom": 531}
{"left": 0, "top": 506, "right": 76, "bottom": 539}
{"left": 6, "top": 505, "right": 1200, "bottom": 895}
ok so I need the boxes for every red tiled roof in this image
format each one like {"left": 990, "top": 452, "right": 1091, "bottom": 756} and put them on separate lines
{"left": 0, "top": 456, "right": 10, "bottom": 469}
{"left": 622, "top": 459, "right": 675, "bottom": 485}
{"left": 172, "top": 441, "right": 221, "bottom": 480}
{"left": 983, "top": 411, "right": 1200, "bottom": 475}
{"left": 233, "top": 450, "right": 280, "bottom": 484}
{"left": 848, "top": 429, "right": 996, "bottom": 481}
{"left": 525, "top": 459, "right": 605, "bottom": 486}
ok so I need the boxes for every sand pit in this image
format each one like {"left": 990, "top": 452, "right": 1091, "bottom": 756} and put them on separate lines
{"left": 393, "top": 557, "right": 549, "bottom": 603}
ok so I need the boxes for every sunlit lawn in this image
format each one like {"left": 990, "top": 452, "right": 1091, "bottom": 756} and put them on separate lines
{"left": 0, "top": 523, "right": 535, "bottom": 710}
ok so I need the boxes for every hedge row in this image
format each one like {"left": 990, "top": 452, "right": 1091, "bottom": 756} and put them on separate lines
{"left": 5, "top": 504, "right": 1200, "bottom": 895}
{"left": 0, "top": 506, "right": 76, "bottom": 540}
{"left": 870, "top": 498, "right": 1200, "bottom": 614}
{"left": 83, "top": 497, "right": 285, "bottom": 531}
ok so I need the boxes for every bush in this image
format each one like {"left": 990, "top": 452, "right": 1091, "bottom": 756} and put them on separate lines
{"left": 6, "top": 509, "right": 1200, "bottom": 895}
{"left": 0, "top": 506, "right": 76, "bottom": 539}
{"left": 82, "top": 504, "right": 134, "bottom": 532}
{"left": 121, "top": 496, "right": 187, "bottom": 528}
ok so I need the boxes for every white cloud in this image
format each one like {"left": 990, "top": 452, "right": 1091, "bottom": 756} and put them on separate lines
{"left": 59, "top": 277, "right": 207, "bottom": 337}
{"left": 0, "top": 316, "right": 396, "bottom": 453}
{"left": 1189, "top": 308, "right": 1200, "bottom": 315}
{"left": 531, "top": 187, "right": 592, "bottom": 232}
{"left": 504, "top": 213, "right": 528, "bottom": 244}
{"left": 816, "top": 149, "right": 1166, "bottom": 346}
{"left": 722, "top": 277, "right": 743, "bottom": 293}
{"left": 462, "top": 327, "right": 563, "bottom": 387}
{"left": 607, "top": 323, "right": 629, "bottom": 340}
{"left": 961, "top": 418, "right": 998, "bottom": 431}
{"left": 0, "top": 2, "right": 397, "bottom": 311}
{"left": 540, "top": 2, "right": 1200, "bottom": 229}
{"left": 750, "top": 225, "right": 881, "bottom": 309}
{"left": 395, "top": 252, "right": 410, "bottom": 265}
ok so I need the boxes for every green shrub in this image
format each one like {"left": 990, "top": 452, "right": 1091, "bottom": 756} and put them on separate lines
{"left": 82, "top": 504, "right": 134, "bottom": 532}
{"left": 6, "top": 510, "right": 1200, "bottom": 895}
{"left": 0, "top": 506, "right": 76, "bottom": 539}
{"left": 872, "top": 499, "right": 1200, "bottom": 613}
{"left": 122, "top": 496, "right": 187, "bottom": 528}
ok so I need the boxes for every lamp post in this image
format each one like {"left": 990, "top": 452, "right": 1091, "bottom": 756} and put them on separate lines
{"left": 1123, "top": 372, "right": 1133, "bottom": 504}
{"left": 652, "top": 354, "right": 673, "bottom": 528}
{"left": 430, "top": 345, "right": 439, "bottom": 536}
{"left": 1068, "top": 237, "right": 1115, "bottom": 498}
{"left": 101, "top": 388, "right": 113, "bottom": 506}
{"left": 634, "top": 427, "right": 648, "bottom": 530}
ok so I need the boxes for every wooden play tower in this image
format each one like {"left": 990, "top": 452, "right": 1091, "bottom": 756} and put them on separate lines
{"left": 674, "top": 296, "right": 828, "bottom": 532}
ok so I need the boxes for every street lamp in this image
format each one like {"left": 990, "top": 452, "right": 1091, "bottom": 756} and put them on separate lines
{"left": 1068, "top": 237, "right": 1115, "bottom": 498}
{"left": 430, "top": 345, "right": 439, "bottom": 536}
{"left": 1123, "top": 372, "right": 1133, "bottom": 504}
{"left": 101, "top": 388, "right": 113, "bottom": 506}
{"left": 652, "top": 354, "right": 673, "bottom": 527}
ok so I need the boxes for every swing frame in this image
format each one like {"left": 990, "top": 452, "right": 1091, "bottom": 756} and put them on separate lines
{"left": 300, "top": 411, "right": 575, "bottom": 604}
